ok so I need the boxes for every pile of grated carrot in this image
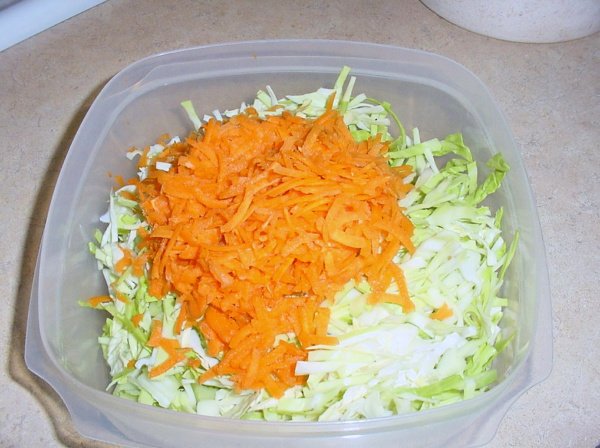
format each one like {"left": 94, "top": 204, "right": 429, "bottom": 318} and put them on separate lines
{"left": 125, "top": 103, "right": 415, "bottom": 398}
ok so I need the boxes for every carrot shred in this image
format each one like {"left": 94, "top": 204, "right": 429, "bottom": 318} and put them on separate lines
{"left": 173, "top": 301, "right": 188, "bottom": 334}
{"left": 131, "top": 250, "right": 151, "bottom": 277}
{"left": 119, "top": 190, "right": 138, "bottom": 201}
{"left": 87, "top": 295, "right": 111, "bottom": 307}
{"left": 146, "top": 319, "right": 189, "bottom": 378}
{"left": 187, "top": 358, "right": 201, "bottom": 369}
{"left": 133, "top": 108, "right": 415, "bottom": 396}
{"left": 325, "top": 91, "right": 337, "bottom": 111}
{"left": 131, "top": 313, "right": 144, "bottom": 328}
{"left": 109, "top": 172, "right": 125, "bottom": 187}
{"left": 148, "top": 338, "right": 187, "bottom": 378}
{"left": 114, "top": 245, "right": 135, "bottom": 274}
{"left": 367, "top": 291, "right": 415, "bottom": 313}
{"left": 147, "top": 320, "right": 164, "bottom": 347}
{"left": 113, "top": 289, "right": 130, "bottom": 305}
{"left": 430, "top": 303, "right": 454, "bottom": 320}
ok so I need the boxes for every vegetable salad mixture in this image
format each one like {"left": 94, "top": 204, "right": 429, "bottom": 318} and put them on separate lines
{"left": 83, "top": 68, "right": 517, "bottom": 421}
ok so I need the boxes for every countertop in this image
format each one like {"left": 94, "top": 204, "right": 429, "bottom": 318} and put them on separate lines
{"left": 1, "top": 1, "right": 598, "bottom": 447}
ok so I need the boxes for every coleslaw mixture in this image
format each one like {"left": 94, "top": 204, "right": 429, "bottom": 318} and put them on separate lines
{"left": 83, "top": 67, "right": 517, "bottom": 421}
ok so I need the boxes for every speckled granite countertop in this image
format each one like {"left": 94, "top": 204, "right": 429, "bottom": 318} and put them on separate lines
{"left": 1, "top": 1, "right": 598, "bottom": 447}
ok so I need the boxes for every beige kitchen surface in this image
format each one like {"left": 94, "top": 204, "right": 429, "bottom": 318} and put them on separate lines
{"left": 1, "top": 1, "right": 598, "bottom": 447}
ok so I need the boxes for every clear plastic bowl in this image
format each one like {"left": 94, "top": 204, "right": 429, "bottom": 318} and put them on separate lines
{"left": 25, "top": 40, "right": 552, "bottom": 448}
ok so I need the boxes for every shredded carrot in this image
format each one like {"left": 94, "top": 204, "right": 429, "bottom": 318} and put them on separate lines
{"left": 131, "top": 313, "right": 144, "bottom": 328}
{"left": 113, "top": 288, "right": 130, "bottom": 305}
{"left": 108, "top": 173, "right": 124, "bottom": 188}
{"left": 131, "top": 250, "right": 151, "bottom": 277}
{"left": 87, "top": 295, "right": 111, "bottom": 307}
{"left": 146, "top": 319, "right": 189, "bottom": 378}
{"left": 147, "top": 319, "right": 164, "bottom": 346}
{"left": 134, "top": 109, "right": 414, "bottom": 396}
{"left": 367, "top": 291, "right": 415, "bottom": 313}
{"left": 120, "top": 190, "right": 138, "bottom": 201}
{"left": 186, "top": 357, "right": 201, "bottom": 369}
{"left": 148, "top": 338, "right": 187, "bottom": 378}
{"left": 114, "top": 245, "right": 135, "bottom": 274}
{"left": 430, "top": 303, "right": 453, "bottom": 320}
{"left": 173, "top": 300, "right": 188, "bottom": 334}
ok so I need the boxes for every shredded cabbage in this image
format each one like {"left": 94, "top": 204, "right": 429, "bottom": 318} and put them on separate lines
{"left": 81, "top": 67, "right": 517, "bottom": 421}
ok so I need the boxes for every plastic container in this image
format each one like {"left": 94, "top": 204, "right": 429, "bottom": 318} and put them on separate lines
{"left": 25, "top": 40, "right": 552, "bottom": 448}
